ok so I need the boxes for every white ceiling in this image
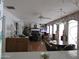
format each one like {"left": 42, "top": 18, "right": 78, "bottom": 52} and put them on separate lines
{"left": 4, "top": 0, "right": 79, "bottom": 25}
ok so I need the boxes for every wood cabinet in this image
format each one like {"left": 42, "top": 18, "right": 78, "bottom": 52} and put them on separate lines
{"left": 6, "top": 38, "right": 29, "bottom": 52}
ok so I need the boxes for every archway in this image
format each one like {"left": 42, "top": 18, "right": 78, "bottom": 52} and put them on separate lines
{"left": 68, "top": 20, "right": 78, "bottom": 49}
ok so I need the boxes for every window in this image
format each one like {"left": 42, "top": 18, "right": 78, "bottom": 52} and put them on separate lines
{"left": 49, "top": 25, "right": 52, "bottom": 37}
{"left": 68, "top": 20, "right": 78, "bottom": 49}
{"left": 59, "top": 23, "right": 64, "bottom": 45}
{"left": 53, "top": 24, "right": 57, "bottom": 34}
{"left": 47, "top": 25, "right": 49, "bottom": 33}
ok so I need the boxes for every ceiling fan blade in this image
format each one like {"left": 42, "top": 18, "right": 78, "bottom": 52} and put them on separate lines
{"left": 38, "top": 15, "right": 52, "bottom": 20}
{"left": 42, "top": 17, "right": 52, "bottom": 20}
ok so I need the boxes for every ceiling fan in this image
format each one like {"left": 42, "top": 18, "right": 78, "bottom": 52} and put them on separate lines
{"left": 38, "top": 15, "right": 52, "bottom": 27}
{"left": 38, "top": 15, "right": 52, "bottom": 20}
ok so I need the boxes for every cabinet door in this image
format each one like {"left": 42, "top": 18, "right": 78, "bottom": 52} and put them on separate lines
{"left": 16, "top": 38, "right": 28, "bottom": 52}
{"left": 6, "top": 38, "right": 17, "bottom": 52}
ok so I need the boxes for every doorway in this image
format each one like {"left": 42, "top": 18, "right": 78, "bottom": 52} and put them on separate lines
{"left": 68, "top": 20, "right": 78, "bottom": 49}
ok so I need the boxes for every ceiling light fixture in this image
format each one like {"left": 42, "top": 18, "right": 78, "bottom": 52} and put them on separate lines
{"left": 57, "top": 0, "right": 66, "bottom": 17}
{"left": 57, "top": 8, "right": 66, "bottom": 18}
{"left": 60, "top": 8, "right": 66, "bottom": 14}
{"left": 6, "top": 6, "right": 15, "bottom": 9}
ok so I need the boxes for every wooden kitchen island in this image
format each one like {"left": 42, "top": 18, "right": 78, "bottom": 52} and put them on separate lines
{"left": 29, "top": 40, "right": 47, "bottom": 51}
{"left": 6, "top": 37, "right": 47, "bottom": 52}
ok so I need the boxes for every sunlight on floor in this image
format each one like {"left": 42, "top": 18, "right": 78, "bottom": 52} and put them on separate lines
{"left": 68, "top": 50, "right": 77, "bottom": 57}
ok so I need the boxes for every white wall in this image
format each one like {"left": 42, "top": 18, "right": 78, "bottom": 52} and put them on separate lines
{"left": 18, "top": 20, "right": 24, "bottom": 35}
{"left": 4, "top": 9, "right": 24, "bottom": 38}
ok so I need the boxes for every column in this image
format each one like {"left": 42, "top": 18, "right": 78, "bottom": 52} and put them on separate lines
{"left": 63, "top": 21, "right": 68, "bottom": 45}
{"left": 56, "top": 24, "right": 59, "bottom": 44}
{"left": 2, "top": 16, "right": 5, "bottom": 52}
{"left": 51, "top": 24, "right": 53, "bottom": 39}
{"left": 77, "top": 21, "right": 79, "bottom": 50}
